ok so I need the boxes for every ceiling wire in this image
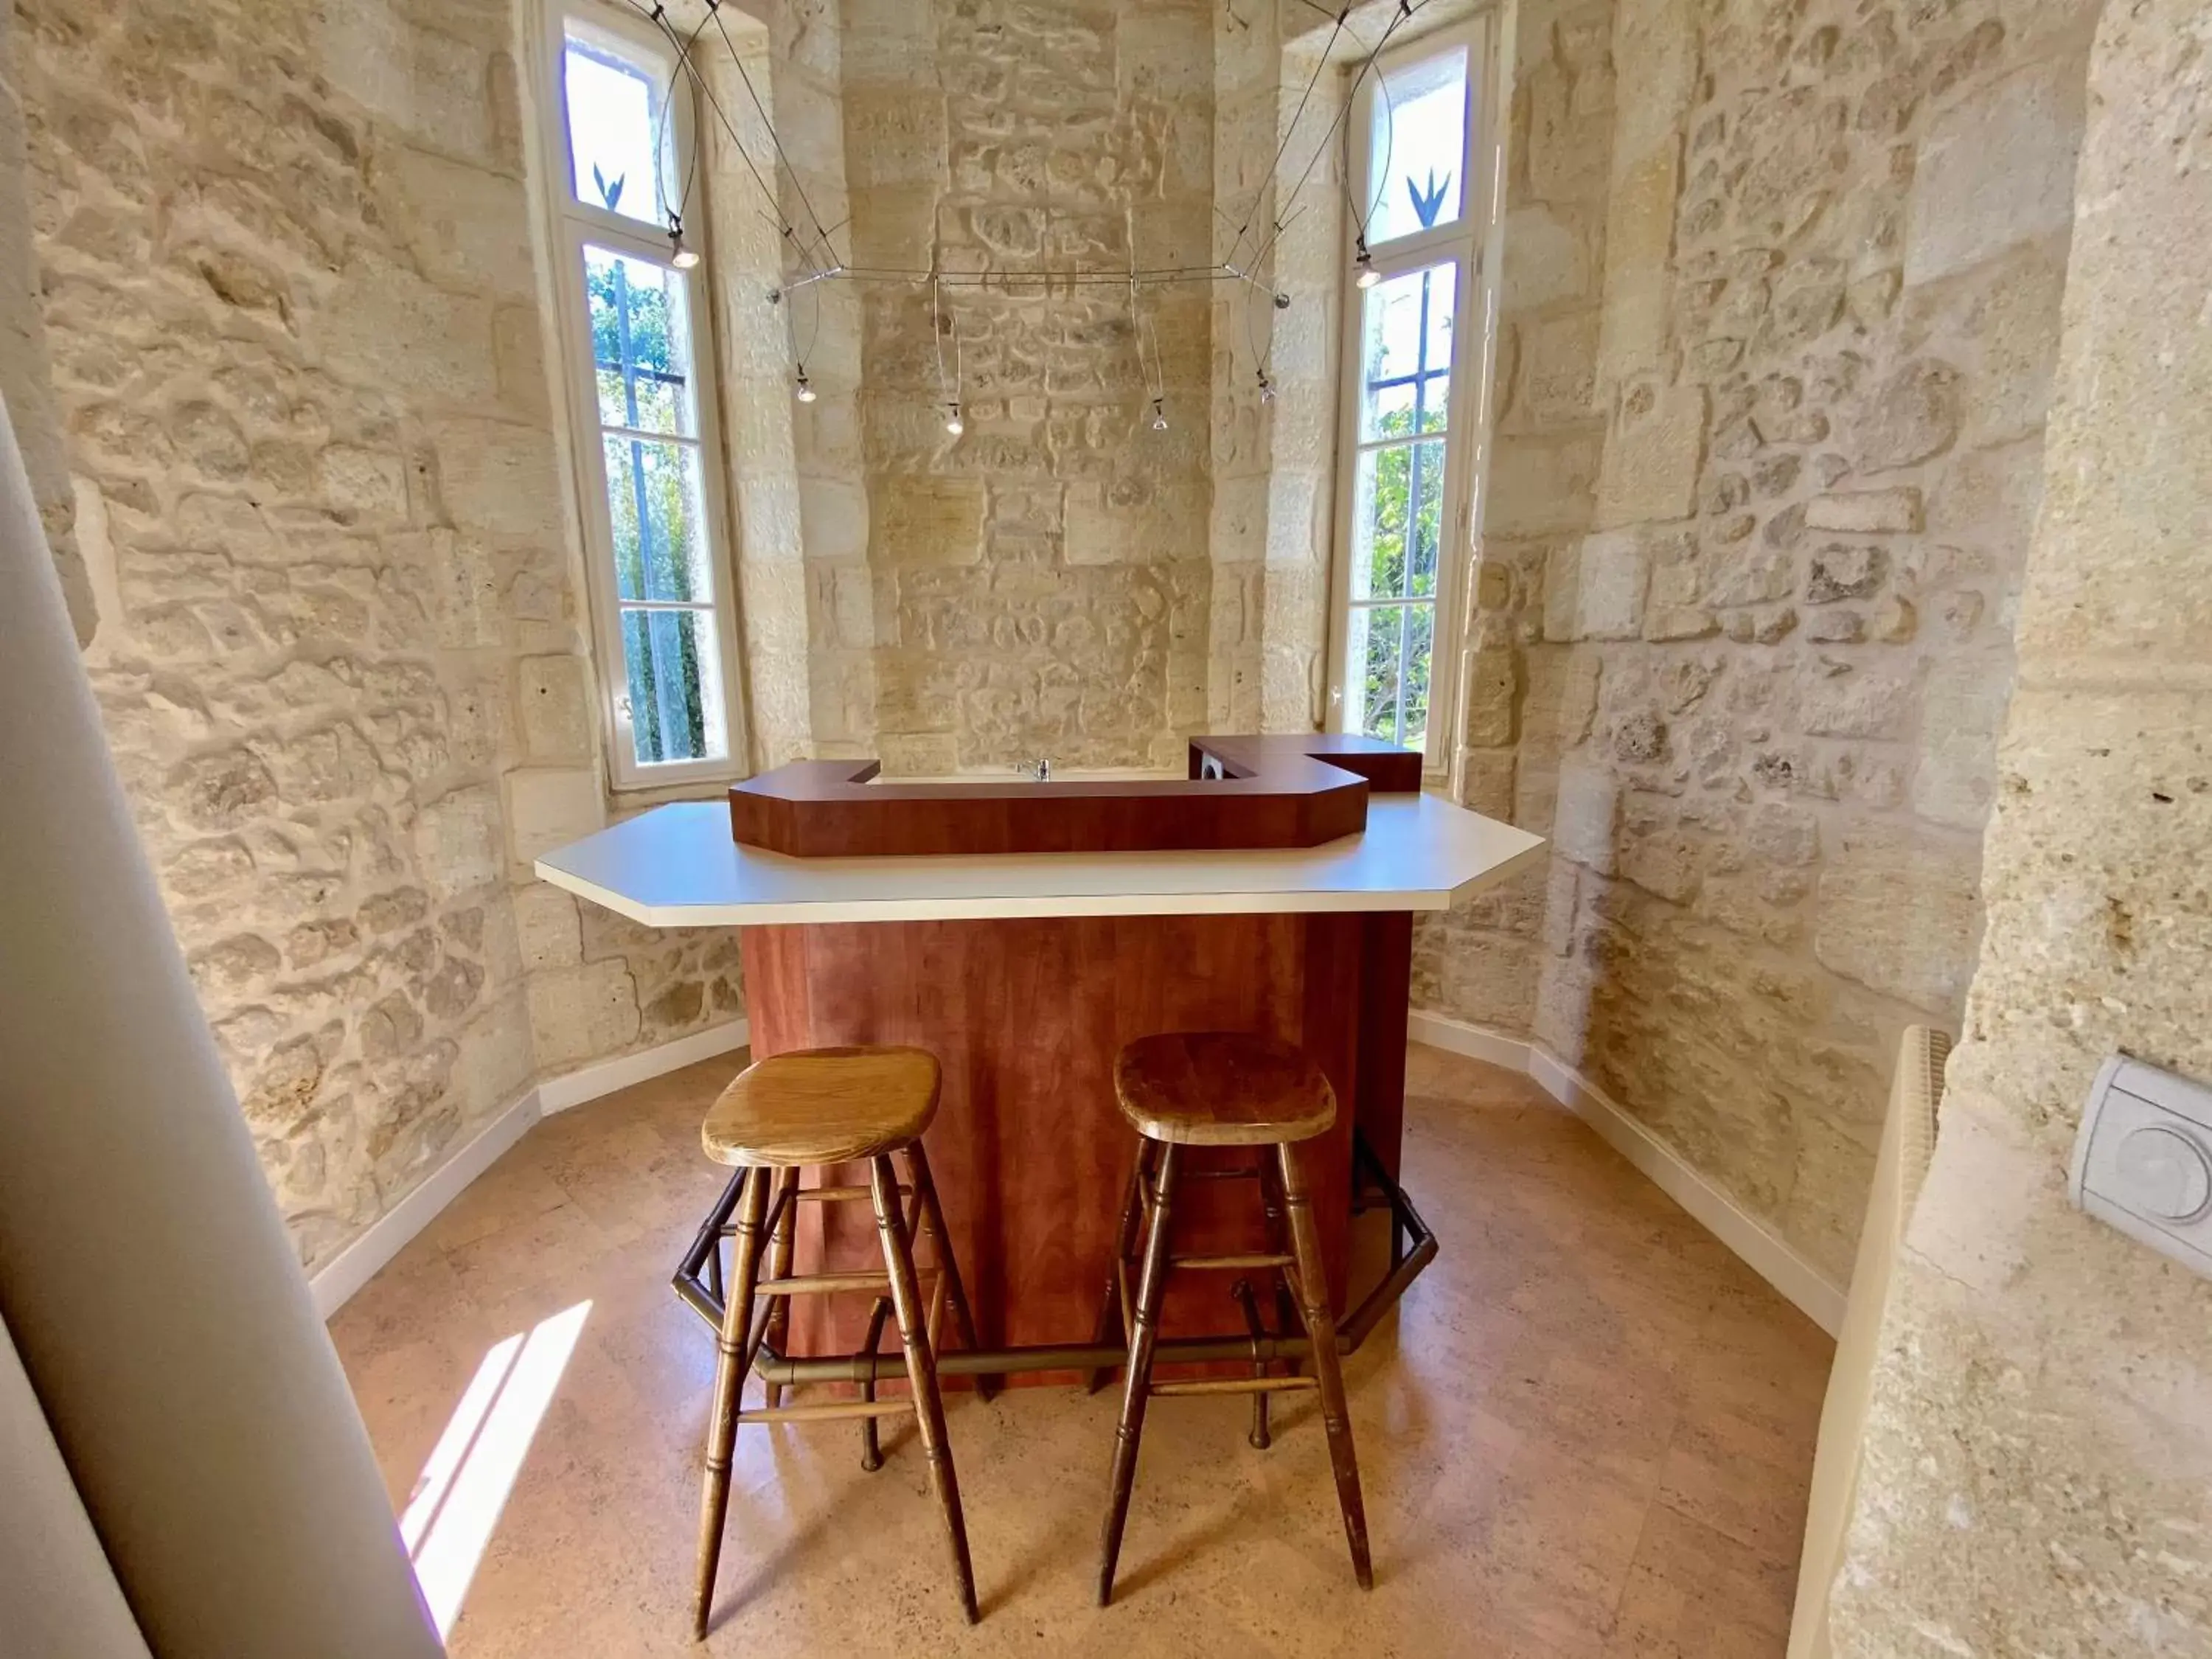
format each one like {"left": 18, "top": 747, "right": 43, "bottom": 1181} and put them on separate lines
{"left": 1220, "top": 6, "right": 1346, "bottom": 273}
{"left": 1340, "top": 10, "right": 1397, "bottom": 246}
{"left": 599, "top": 0, "right": 1446, "bottom": 408}
{"left": 931, "top": 274, "right": 960, "bottom": 414}
{"left": 647, "top": 6, "right": 712, "bottom": 227}
{"left": 622, "top": 0, "right": 832, "bottom": 279}
{"left": 1240, "top": 0, "right": 1430, "bottom": 282}
{"left": 703, "top": 0, "right": 843, "bottom": 271}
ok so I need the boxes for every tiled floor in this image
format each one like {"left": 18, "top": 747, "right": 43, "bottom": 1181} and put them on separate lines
{"left": 332, "top": 1043, "right": 1832, "bottom": 1657}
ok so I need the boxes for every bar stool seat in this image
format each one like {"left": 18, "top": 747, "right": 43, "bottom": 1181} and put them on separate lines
{"left": 1093, "top": 1029, "right": 1373, "bottom": 1604}
{"left": 690, "top": 1045, "right": 984, "bottom": 1637}
{"left": 702, "top": 1045, "right": 942, "bottom": 1165}
{"left": 1113, "top": 1032, "right": 1336, "bottom": 1145}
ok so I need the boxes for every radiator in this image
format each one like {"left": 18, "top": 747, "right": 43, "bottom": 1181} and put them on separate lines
{"left": 1787, "top": 1024, "right": 1950, "bottom": 1659}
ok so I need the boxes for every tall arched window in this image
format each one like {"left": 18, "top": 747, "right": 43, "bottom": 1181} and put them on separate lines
{"left": 539, "top": 2, "right": 745, "bottom": 787}
{"left": 1328, "top": 15, "right": 1505, "bottom": 779}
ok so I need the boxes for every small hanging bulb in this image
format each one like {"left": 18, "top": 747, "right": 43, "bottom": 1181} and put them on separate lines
{"left": 1354, "top": 235, "right": 1380, "bottom": 290}
{"left": 944, "top": 401, "right": 964, "bottom": 437}
{"left": 793, "top": 367, "right": 817, "bottom": 403}
{"left": 667, "top": 212, "right": 700, "bottom": 271}
{"left": 1256, "top": 371, "right": 1275, "bottom": 404}
{"left": 1149, "top": 397, "right": 1169, "bottom": 432}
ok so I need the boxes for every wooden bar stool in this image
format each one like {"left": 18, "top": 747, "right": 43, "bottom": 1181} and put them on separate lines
{"left": 1093, "top": 1032, "right": 1374, "bottom": 1604}
{"left": 692, "top": 1046, "right": 984, "bottom": 1635}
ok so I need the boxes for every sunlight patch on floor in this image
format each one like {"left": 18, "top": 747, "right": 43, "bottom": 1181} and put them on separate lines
{"left": 400, "top": 1301, "right": 592, "bottom": 1637}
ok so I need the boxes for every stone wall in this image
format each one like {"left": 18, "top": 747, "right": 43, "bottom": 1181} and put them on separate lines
{"left": 1208, "top": 4, "right": 1357, "bottom": 737}
{"left": 843, "top": 0, "right": 1214, "bottom": 776}
{"left": 1832, "top": 0, "right": 2212, "bottom": 1648}
{"left": 711, "top": 0, "right": 876, "bottom": 768}
{"left": 1412, "top": 0, "right": 1615, "bottom": 1032}
{"left": 0, "top": 1, "right": 83, "bottom": 639}
{"left": 1423, "top": 0, "right": 2100, "bottom": 1287}
{"left": 9, "top": 0, "right": 734, "bottom": 1270}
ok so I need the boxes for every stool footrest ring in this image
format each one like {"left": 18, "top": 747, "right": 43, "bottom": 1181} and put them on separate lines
{"left": 1149, "top": 1375, "right": 1319, "bottom": 1399}
{"left": 737, "top": 1397, "right": 914, "bottom": 1426}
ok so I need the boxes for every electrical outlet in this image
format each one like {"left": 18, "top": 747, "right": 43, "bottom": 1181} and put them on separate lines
{"left": 2070, "top": 1054, "right": 2212, "bottom": 1279}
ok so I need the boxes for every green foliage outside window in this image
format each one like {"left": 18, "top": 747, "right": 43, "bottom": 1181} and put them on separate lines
{"left": 587, "top": 251, "right": 707, "bottom": 765}
{"left": 1359, "top": 402, "right": 1441, "bottom": 750}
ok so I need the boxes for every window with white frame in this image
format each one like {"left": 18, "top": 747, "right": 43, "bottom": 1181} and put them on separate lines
{"left": 1328, "top": 16, "right": 1500, "bottom": 772}
{"left": 540, "top": 2, "right": 745, "bottom": 787}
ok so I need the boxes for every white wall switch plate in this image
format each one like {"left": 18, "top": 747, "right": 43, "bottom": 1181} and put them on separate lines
{"left": 2070, "top": 1054, "right": 2212, "bottom": 1279}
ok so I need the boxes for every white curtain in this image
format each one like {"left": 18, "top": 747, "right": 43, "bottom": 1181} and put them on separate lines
{"left": 0, "top": 1308, "right": 153, "bottom": 1658}
{"left": 0, "top": 391, "right": 444, "bottom": 1656}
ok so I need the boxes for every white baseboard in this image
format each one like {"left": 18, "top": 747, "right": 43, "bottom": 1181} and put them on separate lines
{"left": 538, "top": 1017, "right": 749, "bottom": 1114}
{"left": 1407, "top": 1010, "right": 1532, "bottom": 1071}
{"left": 310, "top": 1018, "right": 751, "bottom": 1318}
{"left": 310, "top": 1086, "right": 542, "bottom": 1319}
{"left": 314, "top": 1009, "right": 1848, "bottom": 1337}
{"left": 1408, "top": 1010, "right": 1848, "bottom": 1337}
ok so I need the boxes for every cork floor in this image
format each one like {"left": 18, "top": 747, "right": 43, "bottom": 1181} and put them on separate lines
{"left": 331, "top": 1043, "right": 1833, "bottom": 1658}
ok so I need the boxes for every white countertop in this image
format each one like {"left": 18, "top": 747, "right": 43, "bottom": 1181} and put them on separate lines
{"left": 535, "top": 796, "right": 1547, "bottom": 927}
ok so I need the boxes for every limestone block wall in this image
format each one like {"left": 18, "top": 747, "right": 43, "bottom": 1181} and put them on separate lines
{"left": 843, "top": 0, "right": 1214, "bottom": 776}
{"left": 1421, "top": 0, "right": 2101, "bottom": 1287}
{"left": 713, "top": 0, "right": 875, "bottom": 767}
{"left": 1412, "top": 0, "right": 1615, "bottom": 1033}
{"left": 1231, "top": 6, "right": 1357, "bottom": 737}
{"left": 1833, "top": 0, "right": 2212, "bottom": 1646}
{"left": 8, "top": 0, "right": 733, "bottom": 1271}
{"left": 1205, "top": 0, "right": 1281, "bottom": 733}
{"left": 0, "top": 2, "right": 83, "bottom": 637}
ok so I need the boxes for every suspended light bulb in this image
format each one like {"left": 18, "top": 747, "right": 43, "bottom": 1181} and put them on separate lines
{"left": 667, "top": 213, "right": 700, "bottom": 271}
{"left": 944, "top": 402, "right": 964, "bottom": 436}
{"left": 1256, "top": 371, "right": 1275, "bottom": 404}
{"left": 1354, "top": 236, "right": 1380, "bottom": 290}
{"left": 1149, "top": 397, "right": 1169, "bottom": 432}
{"left": 793, "top": 368, "right": 817, "bottom": 403}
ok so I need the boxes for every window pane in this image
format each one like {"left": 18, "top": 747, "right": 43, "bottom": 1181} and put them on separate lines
{"left": 564, "top": 27, "right": 670, "bottom": 227}
{"left": 1352, "top": 604, "right": 1404, "bottom": 747}
{"left": 1408, "top": 439, "right": 1444, "bottom": 596}
{"left": 619, "top": 608, "right": 727, "bottom": 765}
{"left": 1349, "top": 450, "right": 1399, "bottom": 603}
{"left": 1349, "top": 602, "right": 1433, "bottom": 752}
{"left": 1365, "top": 42, "right": 1470, "bottom": 246}
{"left": 585, "top": 246, "right": 697, "bottom": 437}
{"left": 1402, "top": 602, "right": 1433, "bottom": 751}
{"left": 1352, "top": 438, "right": 1445, "bottom": 602}
{"left": 1358, "top": 262, "right": 1456, "bottom": 441}
{"left": 602, "top": 435, "right": 711, "bottom": 602}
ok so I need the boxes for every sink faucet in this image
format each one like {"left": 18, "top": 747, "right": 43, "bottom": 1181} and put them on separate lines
{"left": 1017, "top": 758, "right": 1051, "bottom": 782}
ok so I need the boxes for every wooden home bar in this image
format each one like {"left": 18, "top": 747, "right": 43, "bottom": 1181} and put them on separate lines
{"left": 536, "top": 735, "right": 1545, "bottom": 1383}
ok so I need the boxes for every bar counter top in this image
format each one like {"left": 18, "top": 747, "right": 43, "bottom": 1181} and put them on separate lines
{"left": 535, "top": 791, "right": 1545, "bottom": 927}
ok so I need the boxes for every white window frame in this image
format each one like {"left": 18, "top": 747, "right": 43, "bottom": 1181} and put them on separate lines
{"left": 536, "top": 0, "right": 748, "bottom": 791}
{"left": 1325, "top": 13, "right": 1507, "bottom": 786}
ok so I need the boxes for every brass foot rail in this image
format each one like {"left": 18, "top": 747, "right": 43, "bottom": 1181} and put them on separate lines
{"left": 670, "top": 1131, "right": 1436, "bottom": 1385}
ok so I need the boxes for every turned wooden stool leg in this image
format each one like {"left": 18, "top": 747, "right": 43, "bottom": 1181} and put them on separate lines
{"left": 1230, "top": 1277, "right": 1273, "bottom": 1450}
{"left": 694, "top": 1167, "right": 771, "bottom": 1638}
{"left": 1259, "top": 1155, "right": 1301, "bottom": 1376}
{"left": 1277, "top": 1141, "right": 1373, "bottom": 1590}
{"left": 869, "top": 1153, "right": 979, "bottom": 1624}
{"left": 759, "top": 1169, "right": 799, "bottom": 1410}
{"left": 1098, "top": 1140, "right": 1180, "bottom": 1606}
{"left": 858, "top": 1295, "right": 893, "bottom": 1472}
{"left": 1085, "top": 1141, "right": 1152, "bottom": 1394}
{"left": 903, "top": 1141, "right": 997, "bottom": 1401}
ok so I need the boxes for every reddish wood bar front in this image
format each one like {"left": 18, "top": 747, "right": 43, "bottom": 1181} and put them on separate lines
{"left": 743, "top": 909, "right": 1413, "bottom": 1365}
